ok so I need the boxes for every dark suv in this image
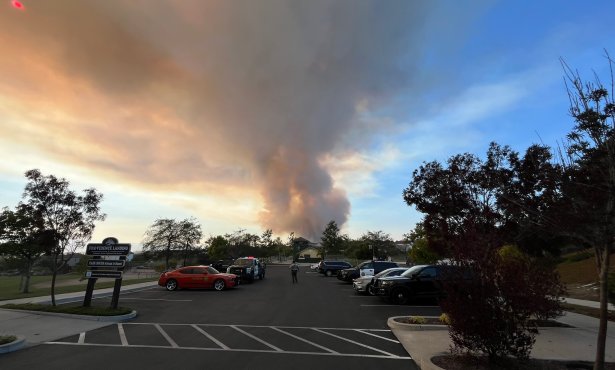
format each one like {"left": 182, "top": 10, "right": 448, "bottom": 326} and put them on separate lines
{"left": 318, "top": 261, "right": 352, "bottom": 277}
{"left": 373, "top": 264, "right": 465, "bottom": 304}
{"left": 337, "top": 260, "right": 398, "bottom": 282}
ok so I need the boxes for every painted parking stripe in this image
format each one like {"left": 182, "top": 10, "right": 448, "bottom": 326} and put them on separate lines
{"left": 117, "top": 323, "right": 128, "bottom": 346}
{"left": 313, "top": 328, "right": 401, "bottom": 358}
{"left": 44, "top": 342, "right": 411, "bottom": 360}
{"left": 271, "top": 327, "right": 339, "bottom": 354}
{"left": 123, "top": 298, "right": 188, "bottom": 301}
{"left": 77, "top": 332, "right": 86, "bottom": 344}
{"left": 355, "top": 329, "right": 400, "bottom": 344}
{"left": 155, "top": 324, "right": 179, "bottom": 348}
{"left": 231, "top": 325, "right": 282, "bottom": 352}
{"left": 191, "top": 324, "right": 229, "bottom": 350}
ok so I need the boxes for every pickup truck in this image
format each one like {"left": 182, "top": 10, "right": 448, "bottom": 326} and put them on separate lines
{"left": 226, "top": 257, "right": 265, "bottom": 283}
{"left": 318, "top": 261, "right": 352, "bottom": 277}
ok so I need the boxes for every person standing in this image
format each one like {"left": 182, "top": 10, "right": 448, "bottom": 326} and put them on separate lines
{"left": 290, "top": 261, "right": 299, "bottom": 283}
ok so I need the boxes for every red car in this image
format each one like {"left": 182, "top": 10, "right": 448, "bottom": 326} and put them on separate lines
{"left": 158, "top": 265, "right": 239, "bottom": 291}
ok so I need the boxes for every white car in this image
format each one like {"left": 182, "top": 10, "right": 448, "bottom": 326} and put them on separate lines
{"left": 353, "top": 267, "right": 409, "bottom": 295}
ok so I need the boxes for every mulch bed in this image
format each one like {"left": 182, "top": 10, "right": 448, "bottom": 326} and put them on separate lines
{"left": 432, "top": 355, "right": 615, "bottom": 370}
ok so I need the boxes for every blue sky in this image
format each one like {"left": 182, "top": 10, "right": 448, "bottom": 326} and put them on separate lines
{"left": 0, "top": 1, "right": 614, "bottom": 249}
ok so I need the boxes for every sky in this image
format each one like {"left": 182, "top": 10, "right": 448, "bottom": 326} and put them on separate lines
{"left": 1, "top": 0, "right": 614, "bottom": 250}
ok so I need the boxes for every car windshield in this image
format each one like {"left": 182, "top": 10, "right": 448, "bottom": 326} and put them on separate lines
{"left": 234, "top": 259, "right": 253, "bottom": 266}
{"left": 401, "top": 265, "right": 428, "bottom": 277}
{"left": 207, "top": 266, "right": 220, "bottom": 274}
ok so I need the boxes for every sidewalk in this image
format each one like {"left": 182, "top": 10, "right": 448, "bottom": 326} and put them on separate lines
{"left": 389, "top": 308, "right": 615, "bottom": 370}
{"left": 0, "top": 281, "right": 159, "bottom": 350}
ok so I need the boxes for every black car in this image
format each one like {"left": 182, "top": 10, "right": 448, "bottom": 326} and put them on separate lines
{"left": 337, "top": 260, "right": 398, "bottom": 282}
{"left": 373, "top": 264, "right": 467, "bottom": 304}
{"left": 226, "top": 257, "right": 265, "bottom": 282}
{"left": 318, "top": 261, "right": 352, "bottom": 277}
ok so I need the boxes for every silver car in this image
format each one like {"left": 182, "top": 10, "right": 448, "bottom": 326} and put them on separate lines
{"left": 353, "top": 267, "right": 409, "bottom": 295}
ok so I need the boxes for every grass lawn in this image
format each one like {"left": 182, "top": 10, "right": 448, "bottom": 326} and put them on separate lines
{"left": 0, "top": 273, "right": 157, "bottom": 301}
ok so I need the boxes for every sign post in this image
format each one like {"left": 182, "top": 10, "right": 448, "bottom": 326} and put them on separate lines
{"left": 83, "top": 237, "right": 131, "bottom": 309}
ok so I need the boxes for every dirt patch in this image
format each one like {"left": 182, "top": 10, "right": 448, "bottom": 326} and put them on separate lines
{"left": 432, "top": 355, "right": 615, "bottom": 370}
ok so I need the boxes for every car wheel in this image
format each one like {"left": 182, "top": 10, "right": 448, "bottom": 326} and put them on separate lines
{"left": 366, "top": 283, "right": 373, "bottom": 295}
{"left": 325, "top": 270, "right": 332, "bottom": 277}
{"left": 214, "top": 279, "right": 225, "bottom": 291}
{"left": 165, "top": 279, "right": 178, "bottom": 291}
{"left": 391, "top": 288, "right": 410, "bottom": 305}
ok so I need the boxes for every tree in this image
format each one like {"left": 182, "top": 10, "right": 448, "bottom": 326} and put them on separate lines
{"left": 360, "top": 230, "right": 396, "bottom": 260}
{"left": 0, "top": 205, "right": 50, "bottom": 293}
{"left": 558, "top": 56, "right": 615, "bottom": 370}
{"left": 177, "top": 218, "right": 202, "bottom": 266}
{"left": 404, "top": 224, "right": 440, "bottom": 264}
{"left": 20, "top": 169, "right": 105, "bottom": 306}
{"left": 206, "top": 235, "right": 230, "bottom": 260}
{"left": 143, "top": 218, "right": 200, "bottom": 269}
{"left": 403, "top": 144, "right": 564, "bottom": 361}
{"left": 320, "top": 220, "right": 346, "bottom": 258}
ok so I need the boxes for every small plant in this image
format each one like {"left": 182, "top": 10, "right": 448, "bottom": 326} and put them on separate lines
{"left": 439, "top": 313, "right": 451, "bottom": 325}
{"left": 409, "top": 316, "right": 427, "bottom": 324}
{"left": 0, "top": 335, "right": 17, "bottom": 345}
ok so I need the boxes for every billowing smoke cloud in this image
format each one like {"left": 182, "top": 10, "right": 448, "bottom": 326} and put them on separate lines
{"left": 0, "top": 0, "right": 480, "bottom": 239}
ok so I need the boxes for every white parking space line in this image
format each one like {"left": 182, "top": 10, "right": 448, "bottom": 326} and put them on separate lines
{"left": 355, "top": 329, "right": 400, "bottom": 344}
{"left": 45, "top": 342, "right": 412, "bottom": 360}
{"left": 77, "top": 332, "right": 85, "bottom": 344}
{"left": 117, "top": 323, "right": 128, "bottom": 346}
{"left": 191, "top": 324, "right": 229, "bottom": 350}
{"left": 231, "top": 325, "right": 283, "bottom": 352}
{"left": 155, "top": 324, "right": 179, "bottom": 348}
{"left": 313, "top": 328, "right": 401, "bottom": 358}
{"left": 271, "top": 327, "right": 339, "bottom": 354}
{"left": 360, "top": 304, "right": 406, "bottom": 307}
{"left": 121, "top": 298, "right": 193, "bottom": 302}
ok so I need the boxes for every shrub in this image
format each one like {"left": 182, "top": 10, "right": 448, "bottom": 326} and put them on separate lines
{"left": 409, "top": 316, "right": 427, "bottom": 324}
{"left": 0, "top": 335, "right": 17, "bottom": 345}
{"left": 440, "top": 232, "right": 564, "bottom": 362}
{"left": 439, "top": 313, "right": 451, "bottom": 325}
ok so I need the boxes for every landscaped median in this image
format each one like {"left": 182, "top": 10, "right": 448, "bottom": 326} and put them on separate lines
{"left": 0, "top": 335, "right": 26, "bottom": 354}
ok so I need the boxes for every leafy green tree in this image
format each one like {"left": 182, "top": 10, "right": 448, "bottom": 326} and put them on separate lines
{"left": 403, "top": 144, "right": 564, "bottom": 361}
{"left": 360, "top": 230, "right": 396, "bottom": 259}
{"left": 19, "top": 169, "right": 105, "bottom": 306}
{"left": 143, "top": 217, "right": 201, "bottom": 269}
{"left": 557, "top": 57, "right": 615, "bottom": 370}
{"left": 404, "top": 224, "right": 440, "bottom": 264}
{"left": 320, "top": 220, "right": 346, "bottom": 258}
{"left": 206, "top": 235, "right": 229, "bottom": 260}
{"left": 177, "top": 218, "right": 202, "bottom": 266}
{"left": 0, "top": 205, "right": 50, "bottom": 293}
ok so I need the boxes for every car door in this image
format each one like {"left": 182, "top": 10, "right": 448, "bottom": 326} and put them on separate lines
{"left": 176, "top": 268, "right": 194, "bottom": 288}
{"left": 414, "top": 266, "right": 438, "bottom": 297}
{"left": 192, "top": 267, "right": 212, "bottom": 288}
{"left": 359, "top": 262, "right": 374, "bottom": 277}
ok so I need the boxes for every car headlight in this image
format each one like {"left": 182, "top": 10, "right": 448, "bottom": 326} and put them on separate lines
{"left": 380, "top": 280, "right": 393, "bottom": 286}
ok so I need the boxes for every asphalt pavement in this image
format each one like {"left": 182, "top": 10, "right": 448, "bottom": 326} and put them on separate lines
{"left": 1, "top": 264, "right": 613, "bottom": 370}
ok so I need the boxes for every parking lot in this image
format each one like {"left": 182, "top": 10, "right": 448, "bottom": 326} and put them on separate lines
{"left": 1, "top": 265, "right": 442, "bottom": 370}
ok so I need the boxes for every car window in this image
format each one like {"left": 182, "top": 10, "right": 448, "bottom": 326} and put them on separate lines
{"left": 178, "top": 268, "right": 193, "bottom": 274}
{"left": 388, "top": 269, "right": 404, "bottom": 277}
{"left": 401, "top": 265, "right": 428, "bottom": 277}
{"left": 361, "top": 262, "right": 373, "bottom": 269}
{"left": 207, "top": 266, "right": 220, "bottom": 274}
{"left": 418, "top": 267, "right": 437, "bottom": 278}
{"left": 193, "top": 268, "right": 208, "bottom": 274}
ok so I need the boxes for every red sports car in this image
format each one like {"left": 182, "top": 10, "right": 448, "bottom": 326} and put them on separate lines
{"left": 158, "top": 265, "right": 239, "bottom": 291}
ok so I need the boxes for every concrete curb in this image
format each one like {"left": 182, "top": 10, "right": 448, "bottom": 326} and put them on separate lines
{"left": 0, "top": 308, "right": 138, "bottom": 322}
{"left": 0, "top": 336, "right": 26, "bottom": 354}
{"left": 387, "top": 316, "right": 448, "bottom": 331}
